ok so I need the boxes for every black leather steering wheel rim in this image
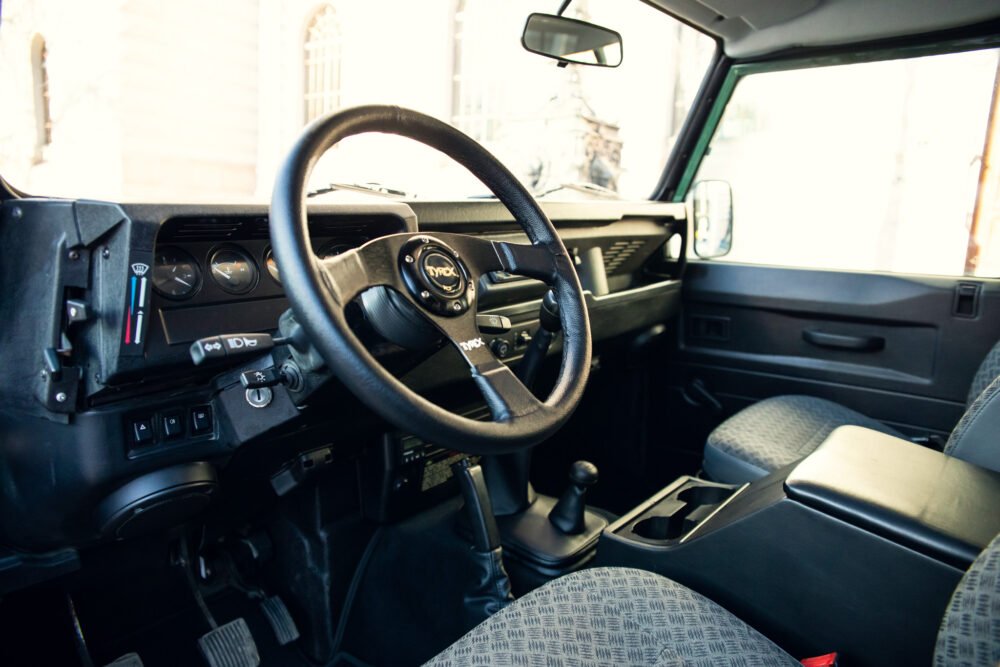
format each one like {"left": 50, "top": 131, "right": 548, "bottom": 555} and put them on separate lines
{"left": 270, "top": 105, "right": 591, "bottom": 454}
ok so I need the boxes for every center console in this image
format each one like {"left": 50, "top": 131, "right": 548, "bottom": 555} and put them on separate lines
{"left": 597, "top": 426, "right": 1000, "bottom": 666}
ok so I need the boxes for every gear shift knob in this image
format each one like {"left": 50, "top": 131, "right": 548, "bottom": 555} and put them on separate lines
{"left": 568, "top": 460, "right": 599, "bottom": 487}
{"left": 548, "top": 460, "right": 599, "bottom": 535}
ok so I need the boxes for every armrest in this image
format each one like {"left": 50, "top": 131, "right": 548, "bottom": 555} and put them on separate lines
{"left": 785, "top": 426, "right": 1000, "bottom": 567}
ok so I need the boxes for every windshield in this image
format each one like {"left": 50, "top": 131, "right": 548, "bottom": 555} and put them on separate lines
{"left": 0, "top": 0, "right": 713, "bottom": 203}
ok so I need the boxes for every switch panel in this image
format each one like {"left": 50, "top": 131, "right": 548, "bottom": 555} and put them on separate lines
{"left": 126, "top": 403, "right": 215, "bottom": 453}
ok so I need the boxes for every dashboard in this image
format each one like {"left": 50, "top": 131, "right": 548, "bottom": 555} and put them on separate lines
{"left": 140, "top": 209, "right": 412, "bottom": 373}
{"left": 0, "top": 196, "right": 685, "bottom": 557}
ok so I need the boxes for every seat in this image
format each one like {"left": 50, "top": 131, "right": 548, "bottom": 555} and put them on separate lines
{"left": 703, "top": 340, "right": 1000, "bottom": 484}
{"left": 426, "top": 533, "right": 1000, "bottom": 666}
{"left": 425, "top": 567, "right": 798, "bottom": 666}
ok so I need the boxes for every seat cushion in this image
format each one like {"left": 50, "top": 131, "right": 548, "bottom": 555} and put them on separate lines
{"left": 703, "top": 395, "right": 903, "bottom": 484}
{"left": 424, "top": 567, "right": 797, "bottom": 667}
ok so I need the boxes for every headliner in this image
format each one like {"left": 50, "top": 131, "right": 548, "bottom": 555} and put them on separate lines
{"left": 646, "top": 0, "right": 1000, "bottom": 57}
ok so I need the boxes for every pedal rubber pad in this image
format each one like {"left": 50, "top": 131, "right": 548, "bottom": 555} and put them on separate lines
{"left": 105, "top": 654, "right": 144, "bottom": 667}
{"left": 198, "top": 618, "right": 260, "bottom": 667}
{"left": 260, "top": 595, "right": 300, "bottom": 646}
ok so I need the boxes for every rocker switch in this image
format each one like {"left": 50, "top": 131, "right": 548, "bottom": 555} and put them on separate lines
{"left": 162, "top": 412, "right": 184, "bottom": 439}
{"left": 191, "top": 406, "right": 213, "bottom": 434}
{"left": 132, "top": 419, "right": 154, "bottom": 445}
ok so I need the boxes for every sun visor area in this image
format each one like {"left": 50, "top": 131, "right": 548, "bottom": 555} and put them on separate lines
{"left": 649, "top": 0, "right": 1000, "bottom": 58}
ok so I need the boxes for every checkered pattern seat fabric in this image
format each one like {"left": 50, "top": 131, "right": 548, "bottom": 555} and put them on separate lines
{"left": 424, "top": 567, "right": 798, "bottom": 667}
{"left": 702, "top": 395, "right": 902, "bottom": 483}
{"left": 702, "top": 340, "right": 1000, "bottom": 484}
{"left": 935, "top": 531, "right": 1000, "bottom": 666}
{"left": 425, "top": 537, "right": 1000, "bottom": 666}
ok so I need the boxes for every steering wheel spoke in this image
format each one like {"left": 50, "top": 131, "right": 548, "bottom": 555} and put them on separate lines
{"left": 419, "top": 307, "right": 543, "bottom": 422}
{"left": 318, "top": 234, "right": 410, "bottom": 306}
{"left": 473, "top": 360, "right": 545, "bottom": 422}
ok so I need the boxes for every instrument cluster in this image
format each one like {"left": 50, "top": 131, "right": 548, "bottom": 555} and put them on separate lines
{"left": 152, "top": 240, "right": 357, "bottom": 301}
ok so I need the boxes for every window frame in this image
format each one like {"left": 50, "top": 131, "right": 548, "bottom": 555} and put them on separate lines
{"left": 671, "top": 35, "right": 1000, "bottom": 204}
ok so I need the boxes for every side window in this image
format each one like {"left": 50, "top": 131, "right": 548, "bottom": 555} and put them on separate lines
{"left": 303, "top": 5, "right": 342, "bottom": 125}
{"left": 693, "top": 48, "right": 1000, "bottom": 277}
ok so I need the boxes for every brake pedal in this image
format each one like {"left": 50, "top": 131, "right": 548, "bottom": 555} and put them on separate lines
{"left": 198, "top": 618, "right": 260, "bottom": 667}
{"left": 260, "top": 595, "right": 300, "bottom": 645}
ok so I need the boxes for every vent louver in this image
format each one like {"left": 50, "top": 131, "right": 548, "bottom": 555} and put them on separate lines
{"left": 603, "top": 239, "right": 648, "bottom": 274}
{"left": 159, "top": 214, "right": 395, "bottom": 243}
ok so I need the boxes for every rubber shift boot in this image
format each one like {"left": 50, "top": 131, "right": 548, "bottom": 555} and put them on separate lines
{"left": 462, "top": 546, "right": 514, "bottom": 629}
{"left": 198, "top": 618, "right": 260, "bottom": 667}
{"left": 259, "top": 595, "right": 300, "bottom": 646}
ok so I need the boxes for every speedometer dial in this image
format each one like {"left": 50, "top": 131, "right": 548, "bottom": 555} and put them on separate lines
{"left": 209, "top": 247, "right": 258, "bottom": 295}
{"left": 152, "top": 246, "right": 201, "bottom": 299}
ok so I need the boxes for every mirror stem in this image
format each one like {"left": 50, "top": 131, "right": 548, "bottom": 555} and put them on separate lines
{"left": 556, "top": 0, "right": 571, "bottom": 16}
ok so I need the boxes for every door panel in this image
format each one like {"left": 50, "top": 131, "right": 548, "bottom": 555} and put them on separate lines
{"left": 671, "top": 262, "right": 1000, "bottom": 436}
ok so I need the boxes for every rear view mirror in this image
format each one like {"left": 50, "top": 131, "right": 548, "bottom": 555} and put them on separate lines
{"left": 521, "top": 13, "right": 623, "bottom": 67}
{"left": 689, "top": 181, "right": 733, "bottom": 258}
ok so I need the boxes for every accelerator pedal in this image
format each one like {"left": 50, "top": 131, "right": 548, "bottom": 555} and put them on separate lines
{"left": 105, "top": 654, "right": 144, "bottom": 667}
{"left": 198, "top": 618, "right": 260, "bottom": 667}
{"left": 259, "top": 595, "right": 300, "bottom": 646}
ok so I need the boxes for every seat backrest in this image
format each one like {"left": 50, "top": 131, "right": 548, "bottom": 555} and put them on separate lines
{"left": 934, "top": 531, "right": 1000, "bottom": 666}
{"left": 967, "top": 340, "right": 1000, "bottom": 408}
{"left": 946, "top": 376, "right": 1000, "bottom": 473}
{"left": 945, "top": 340, "right": 1000, "bottom": 473}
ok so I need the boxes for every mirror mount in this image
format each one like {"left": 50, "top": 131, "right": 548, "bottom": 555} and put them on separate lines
{"left": 521, "top": 13, "right": 623, "bottom": 68}
{"left": 556, "top": 0, "right": 572, "bottom": 16}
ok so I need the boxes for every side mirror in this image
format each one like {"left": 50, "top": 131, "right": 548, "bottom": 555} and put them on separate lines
{"left": 689, "top": 180, "right": 733, "bottom": 259}
{"left": 521, "top": 13, "right": 623, "bottom": 68}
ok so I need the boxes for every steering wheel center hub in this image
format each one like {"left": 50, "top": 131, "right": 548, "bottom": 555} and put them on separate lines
{"left": 400, "top": 237, "right": 473, "bottom": 316}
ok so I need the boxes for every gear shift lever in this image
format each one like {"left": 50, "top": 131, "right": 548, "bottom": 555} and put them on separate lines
{"left": 548, "top": 460, "right": 599, "bottom": 535}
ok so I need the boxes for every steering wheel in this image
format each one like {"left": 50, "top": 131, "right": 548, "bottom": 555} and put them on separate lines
{"left": 269, "top": 105, "right": 591, "bottom": 454}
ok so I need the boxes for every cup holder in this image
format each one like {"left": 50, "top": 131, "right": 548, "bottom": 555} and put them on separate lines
{"left": 633, "top": 514, "right": 684, "bottom": 541}
{"left": 677, "top": 485, "right": 731, "bottom": 506}
{"left": 627, "top": 481, "right": 736, "bottom": 542}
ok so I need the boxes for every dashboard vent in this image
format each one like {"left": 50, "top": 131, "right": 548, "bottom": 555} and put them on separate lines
{"left": 603, "top": 239, "right": 648, "bottom": 274}
{"left": 159, "top": 214, "right": 398, "bottom": 243}
{"left": 309, "top": 218, "right": 372, "bottom": 236}
{"left": 169, "top": 217, "right": 257, "bottom": 241}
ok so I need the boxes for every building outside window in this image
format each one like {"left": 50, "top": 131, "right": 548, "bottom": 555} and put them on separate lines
{"left": 30, "top": 34, "right": 51, "bottom": 163}
{"left": 304, "top": 5, "right": 341, "bottom": 125}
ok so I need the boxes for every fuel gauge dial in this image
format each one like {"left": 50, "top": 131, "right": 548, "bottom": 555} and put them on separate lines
{"left": 209, "top": 247, "right": 258, "bottom": 295}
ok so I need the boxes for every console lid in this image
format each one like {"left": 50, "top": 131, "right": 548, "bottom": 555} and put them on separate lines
{"left": 785, "top": 426, "right": 1000, "bottom": 568}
